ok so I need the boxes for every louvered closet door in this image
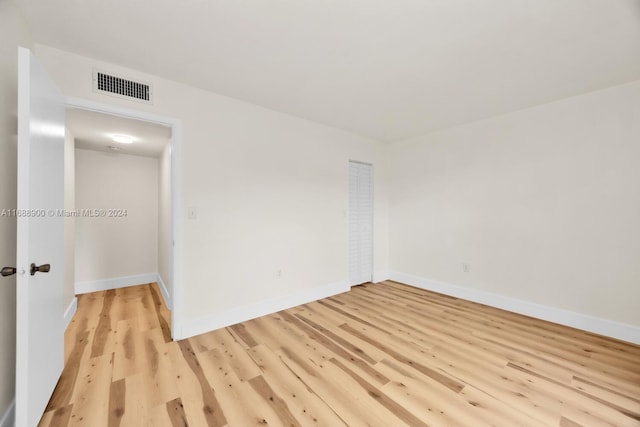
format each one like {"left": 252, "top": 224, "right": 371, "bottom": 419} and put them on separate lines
{"left": 349, "top": 161, "right": 374, "bottom": 285}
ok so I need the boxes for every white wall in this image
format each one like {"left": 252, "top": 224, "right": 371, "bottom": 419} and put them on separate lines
{"left": 158, "top": 143, "right": 171, "bottom": 305}
{"left": 389, "top": 80, "right": 640, "bottom": 330}
{"left": 63, "top": 131, "right": 75, "bottom": 313}
{"left": 75, "top": 149, "right": 158, "bottom": 284}
{"left": 0, "top": 1, "right": 31, "bottom": 423}
{"left": 35, "top": 44, "right": 389, "bottom": 337}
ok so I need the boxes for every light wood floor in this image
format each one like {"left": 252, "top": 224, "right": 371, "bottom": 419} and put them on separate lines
{"left": 39, "top": 281, "right": 640, "bottom": 426}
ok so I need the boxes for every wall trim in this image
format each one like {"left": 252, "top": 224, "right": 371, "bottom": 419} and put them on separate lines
{"left": 179, "top": 281, "right": 350, "bottom": 339}
{"left": 389, "top": 271, "right": 640, "bottom": 345}
{"left": 156, "top": 273, "right": 171, "bottom": 310}
{"left": 75, "top": 273, "right": 158, "bottom": 295}
{"left": 63, "top": 297, "right": 77, "bottom": 331}
{"left": 373, "top": 270, "right": 390, "bottom": 283}
{"left": 0, "top": 399, "right": 14, "bottom": 427}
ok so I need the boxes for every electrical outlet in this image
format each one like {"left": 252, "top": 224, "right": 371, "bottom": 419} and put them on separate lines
{"left": 462, "top": 263, "right": 470, "bottom": 273}
{"left": 276, "top": 269, "right": 282, "bottom": 278}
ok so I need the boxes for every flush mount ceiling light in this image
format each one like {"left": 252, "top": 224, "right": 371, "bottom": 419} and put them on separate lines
{"left": 111, "top": 134, "right": 134, "bottom": 144}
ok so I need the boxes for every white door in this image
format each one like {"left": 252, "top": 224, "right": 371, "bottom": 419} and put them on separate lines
{"left": 16, "top": 47, "right": 66, "bottom": 427}
{"left": 349, "top": 161, "right": 373, "bottom": 285}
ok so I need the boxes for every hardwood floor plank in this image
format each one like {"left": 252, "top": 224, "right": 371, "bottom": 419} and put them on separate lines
{"left": 111, "top": 318, "right": 144, "bottom": 381}
{"left": 293, "top": 311, "right": 378, "bottom": 365}
{"left": 247, "top": 344, "right": 349, "bottom": 426}
{"left": 52, "top": 404, "right": 75, "bottom": 427}
{"left": 198, "top": 347, "right": 284, "bottom": 426}
{"left": 166, "top": 398, "right": 189, "bottom": 427}
{"left": 330, "top": 357, "right": 429, "bottom": 427}
{"left": 377, "top": 359, "right": 493, "bottom": 427}
{"left": 39, "top": 404, "right": 74, "bottom": 427}
{"left": 278, "top": 350, "right": 412, "bottom": 426}
{"left": 176, "top": 340, "right": 227, "bottom": 426}
{"left": 278, "top": 310, "right": 390, "bottom": 386}
{"left": 148, "top": 283, "right": 172, "bottom": 343}
{"left": 90, "top": 290, "right": 116, "bottom": 358}
{"left": 572, "top": 376, "right": 640, "bottom": 406}
{"left": 45, "top": 317, "right": 89, "bottom": 413}
{"left": 67, "top": 353, "right": 113, "bottom": 426}
{"left": 340, "top": 323, "right": 465, "bottom": 393}
{"left": 296, "top": 302, "right": 400, "bottom": 362}
{"left": 140, "top": 328, "right": 180, "bottom": 408}
{"left": 167, "top": 342, "right": 211, "bottom": 426}
{"left": 559, "top": 416, "right": 583, "bottom": 427}
{"left": 248, "top": 375, "right": 303, "bottom": 427}
{"left": 318, "top": 298, "right": 391, "bottom": 334}
{"left": 201, "top": 328, "right": 263, "bottom": 381}
{"left": 559, "top": 405, "right": 622, "bottom": 427}
{"left": 458, "top": 384, "right": 549, "bottom": 427}
{"left": 188, "top": 329, "right": 221, "bottom": 354}
{"left": 108, "top": 378, "right": 126, "bottom": 427}
{"left": 228, "top": 323, "right": 259, "bottom": 348}
{"left": 146, "top": 403, "right": 174, "bottom": 427}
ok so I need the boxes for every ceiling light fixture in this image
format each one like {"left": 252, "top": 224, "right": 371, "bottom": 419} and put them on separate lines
{"left": 111, "top": 134, "right": 134, "bottom": 144}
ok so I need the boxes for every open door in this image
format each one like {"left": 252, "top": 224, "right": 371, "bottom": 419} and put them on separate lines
{"left": 16, "top": 47, "right": 65, "bottom": 427}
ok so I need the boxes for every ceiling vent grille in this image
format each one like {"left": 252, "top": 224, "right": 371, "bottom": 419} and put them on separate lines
{"left": 93, "top": 70, "right": 153, "bottom": 103}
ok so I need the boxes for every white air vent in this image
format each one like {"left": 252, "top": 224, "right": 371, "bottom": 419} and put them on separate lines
{"left": 93, "top": 70, "right": 153, "bottom": 103}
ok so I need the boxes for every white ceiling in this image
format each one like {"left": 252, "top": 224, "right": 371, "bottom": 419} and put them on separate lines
{"left": 19, "top": 0, "right": 640, "bottom": 142}
{"left": 66, "top": 108, "right": 171, "bottom": 157}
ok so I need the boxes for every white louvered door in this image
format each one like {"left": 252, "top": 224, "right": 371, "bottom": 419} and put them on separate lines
{"left": 349, "top": 161, "right": 373, "bottom": 285}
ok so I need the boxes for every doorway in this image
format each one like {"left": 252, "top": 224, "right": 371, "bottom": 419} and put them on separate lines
{"left": 65, "top": 98, "right": 183, "bottom": 338}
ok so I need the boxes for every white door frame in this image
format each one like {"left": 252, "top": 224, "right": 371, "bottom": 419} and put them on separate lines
{"left": 65, "top": 97, "right": 183, "bottom": 339}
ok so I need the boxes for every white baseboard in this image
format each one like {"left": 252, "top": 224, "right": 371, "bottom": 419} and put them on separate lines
{"left": 156, "top": 273, "right": 171, "bottom": 310}
{"left": 0, "top": 399, "right": 14, "bottom": 427}
{"left": 389, "top": 271, "right": 640, "bottom": 345}
{"left": 179, "top": 281, "right": 350, "bottom": 339}
{"left": 64, "top": 297, "right": 77, "bottom": 331}
{"left": 75, "top": 273, "right": 158, "bottom": 295}
{"left": 373, "top": 270, "right": 390, "bottom": 283}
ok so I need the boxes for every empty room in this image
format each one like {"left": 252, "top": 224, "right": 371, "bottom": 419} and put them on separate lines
{"left": 1, "top": 0, "right": 639, "bottom": 426}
